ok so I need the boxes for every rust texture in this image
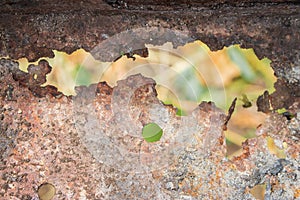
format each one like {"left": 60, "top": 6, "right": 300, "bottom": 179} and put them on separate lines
{"left": 0, "top": 59, "right": 299, "bottom": 199}
{"left": 0, "top": 0, "right": 299, "bottom": 110}
{"left": 0, "top": 1, "right": 300, "bottom": 199}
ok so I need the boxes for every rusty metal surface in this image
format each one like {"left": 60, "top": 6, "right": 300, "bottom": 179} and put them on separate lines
{"left": 0, "top": 1, "right": 300, "bottom": 199}
{"left": 0, "top": 1, "right": 299, "bottom": 110}
{"left": 0, "top": 58, "right": 299, "bottom": 199}
{"left": 0, "top": 1, "right": 299, "bottom": 62}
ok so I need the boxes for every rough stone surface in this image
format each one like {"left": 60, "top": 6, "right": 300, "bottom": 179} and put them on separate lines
{"left": 0, "top": 58, "right": 299, "bottom": 199}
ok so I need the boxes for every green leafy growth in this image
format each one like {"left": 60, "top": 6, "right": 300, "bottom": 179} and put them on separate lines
{"left": 176, "top": 107, "right": 188, "bottom": 116}
{"left": 276, "top": 108, "right": 295, "bottom": 120}
{"left": 227, "top": 46, "right": 256, "bottom": 82}
{"left": 74, "top": 64, "right": 92, "bottom": 86}
{"left": 174, "top": 66, "right": 205, "bottom": 102}
{"left": 276, "top": 108, "right": 287, "bottom": 114}
{"left": 142, "top": 123, "right": 163, "bottom": 143}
